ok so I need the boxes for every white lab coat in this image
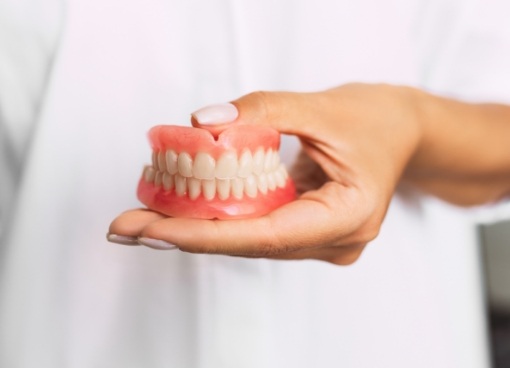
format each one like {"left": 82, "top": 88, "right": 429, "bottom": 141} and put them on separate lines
{"left": 1, "top": 0, "right": 510, "bottom": 367}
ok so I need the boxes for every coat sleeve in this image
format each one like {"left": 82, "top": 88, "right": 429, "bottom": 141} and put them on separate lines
{"left": 413, "top": 0, "right": 510, "bottom": 222}
{"left": 0, "top": 0, "right": 63, "bottom": 240}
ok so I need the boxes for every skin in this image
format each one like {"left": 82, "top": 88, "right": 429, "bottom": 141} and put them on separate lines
{"left": 108, "top": 83, "right": 510, "bottom": 265}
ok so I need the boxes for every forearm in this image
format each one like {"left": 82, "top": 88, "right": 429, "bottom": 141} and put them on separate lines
{"left": 405, "top": 89, "right": 510, "bottom": 205}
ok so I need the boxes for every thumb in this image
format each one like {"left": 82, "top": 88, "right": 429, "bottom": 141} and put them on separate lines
{"left": 191, "top": 91, "right": 319, "bottom": 137}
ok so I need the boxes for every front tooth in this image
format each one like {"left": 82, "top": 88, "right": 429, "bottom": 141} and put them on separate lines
{"left": 154, "top": 171, "right": 163, "bottom": 187}
{"left": 231, "top": 177, "right": 244, "bottom": 199}
{"left": 166, "top": 150, "right": 178, "bottom": 174}
{"left": 264, "top": 149, "right": 274, "bottom": 173}
{"left": 257, "top": 173, "right": 268, "bottom": 194}
{"left": 238, "top": 150, "right": 253, "bottom": 178}
{"left": 252, "top": 148, "right": 264, "bottom": 175}
{"left": 215, "top": 151, "right": 238, "bottom": 179}
{"left": 244, "top": 175, "right": 257, "bottom": 198}
{"left": 178, "top": 152, "right": 193, "bottom": 177}
{"left": 216, "top": 179, "right": 230, "bottom": 200}
{"left": 188, "top": 178, "right": 201, "bottom": 200}
{"left": 158, "top": 151, "right": 166, "bottom": 171}
{"left": 193, "top": 152, "right": 215, "bottom": 180}
{"left": 174, "top": 174, "right": 187, "bottom": 196}
{"left": 202, "top": 179, "right": 216, "bottom": 201}
{"left": 162, "top": 172, "right": 174, "bottom": 191}
{"left": 274, "top": 170, "right": 286, "bottom": 188}
{"left": 144, "top": 166, "right": 156, "bottom": 182}
{"left": 267, "top": 173, "right": 276, "bottom": 191}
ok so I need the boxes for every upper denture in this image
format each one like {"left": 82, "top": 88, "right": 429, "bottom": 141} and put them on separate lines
{"left": 148, "top": 125, "right": 279, "bottom": 156}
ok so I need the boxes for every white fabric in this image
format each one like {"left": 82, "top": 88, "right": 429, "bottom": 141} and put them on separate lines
{"left": 1, "top": 0, "right": 509, "bottom": 367}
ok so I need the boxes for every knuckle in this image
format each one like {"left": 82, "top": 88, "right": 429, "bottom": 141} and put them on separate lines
{"left": 329, "top": 245, "right": 366, "bottom": 266}
{"left": 245, "top": 90, "right": 281, "bottom": 121}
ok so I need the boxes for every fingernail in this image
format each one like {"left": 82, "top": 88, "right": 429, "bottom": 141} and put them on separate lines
{"left": 191, "top": 103, "right": 238, "bottom": 125}
{"left": 106, "top": 233, "right": 139, "bottom": 246}
{"left": 138, "top": 237, "right": 178, "bottom": 250}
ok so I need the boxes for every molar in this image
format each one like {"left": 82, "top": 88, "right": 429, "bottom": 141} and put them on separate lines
{"left": 279, "top": 164, "right": 289, "bottom": 180}
{"left": 274, "top": 169, "right": 286, "bottom": 188}
{"left": 264, "top": 149, "right": 274, "bottom": 173}
{"left": 215, "top": 151, "right": 238, "bottom": 179}
{"left": 152, "top": 152, "right": 158, "bottom": 170}
{"left": 144, "top": 166, "right": 155, "bottom": 182}
{"left": 193, "top": 152, "right": 215, "bottom": 180}
{"left": 178, "top": 152, "right": 193, "bottom": 177}
{"left": 271, "top": 151, "right": 280, "bottom": 171}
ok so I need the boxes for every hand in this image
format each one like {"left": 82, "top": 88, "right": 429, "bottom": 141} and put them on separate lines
{"left": 108, "top": 84, "right": 423, "bottom": 264}
{"left": 108, "top": 83, "right": 510, "bottom": 264}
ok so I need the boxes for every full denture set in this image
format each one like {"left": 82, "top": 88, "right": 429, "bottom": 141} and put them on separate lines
{"left": 137, "top": 125, "right": 295, "bottom": 219}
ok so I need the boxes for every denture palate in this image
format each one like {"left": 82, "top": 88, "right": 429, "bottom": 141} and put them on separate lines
{"left": 143, "top": 148, "right": 289, "bottom": 200}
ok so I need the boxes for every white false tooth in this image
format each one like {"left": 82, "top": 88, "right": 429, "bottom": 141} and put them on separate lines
{"left": 271, "top": 151, "right": 281, "bottom": 171}
{"left": 279, "top": 164, "right": 289, "bottom": 180}
{"left": 264, "top": 148, "right": 274, "bottom": 173}
{"left": 166, "top": 150, "right": 178, "bottom": 174}
{"left": 174, "top": 174, "right": 187, "bottom": 197}
{"left": 244, "top": 175, "right": 257, "bottom": 198}
{"left": 193, "top": 152, "right": 215, "bottom": 180}
{"left": 152, "top": 151, "right": 158, "bottom": 168}
{"left": 162, "top": 172, "right": 174, "bottom": 191}
{"left": 178, "top": 152, "right": 193, "bottom": 177}
{"left": 253, "top": 148, "right": 265, "bottom": 175}
{"left": 215, "top": 151, "right": 238, "bottom": 179}
{"left": 188, "top": 178, "right": 201, "bottom": 200}
{"left": 257, "top": 173, "right": 268, "bottom": 194}
{"left": 202, "top": 179, "right": 216, "bottom": 201}
{"left": 267, "top": 173, "right": 276, "bottom": 191}
{"left": 231, "top": 178, "right": 244, "bottom": 199}
{"left": 274, "top": 170, "right": 286, "bottom": 188}
{"left": 237, "top": 150, "right": 253, "bottom": 178}
{"left": 154, "top": 171, "right": 163, "bottom": 187}
{"left": 144, "top": 166, "right": 156, "bottom": 182}
{"left": 157, "top": 151, "right": 166, "bottom": 171}
{"left": 216, "top": 179, "right": 230, "bottom": 200}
